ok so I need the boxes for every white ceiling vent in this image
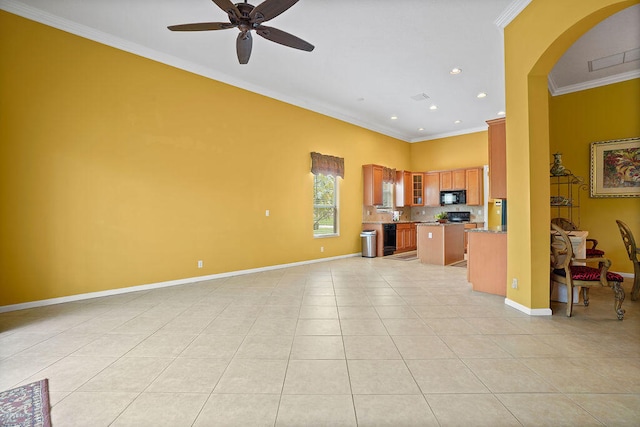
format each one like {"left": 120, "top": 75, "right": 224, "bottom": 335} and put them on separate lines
{"left": 589, "top": 47, "right": 640, "bottom": 72}
{"left": 410, "top": 93, "right": 430, "bottom": 101}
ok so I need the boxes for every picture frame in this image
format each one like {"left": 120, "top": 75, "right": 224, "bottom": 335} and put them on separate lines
{"left": 590, "top": 137, "right": 640, "bottom": 198}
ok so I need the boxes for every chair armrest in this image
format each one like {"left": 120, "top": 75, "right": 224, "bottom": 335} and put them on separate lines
{"left": 586, "top": 238, "right": 598, "bottom": 249}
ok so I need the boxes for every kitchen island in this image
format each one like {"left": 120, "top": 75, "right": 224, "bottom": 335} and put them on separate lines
{"left": 416, "top": 223, "right": 465, "bottom": 265}
{"left": 467, "top": 226, "right": 507, "bottom": 296}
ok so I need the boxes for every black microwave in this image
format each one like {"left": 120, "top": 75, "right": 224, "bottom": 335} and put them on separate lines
{"left": 440, "top": 190, "right": 466, "bottom": 205}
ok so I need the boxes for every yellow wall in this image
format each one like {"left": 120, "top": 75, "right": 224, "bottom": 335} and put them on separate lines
{"left": 504, "top": 0, "right": 637, "bottom": 309}
{"left": 549, "top": 79, "right": 640, "bottom": 274}
{"left": 410, "top": 131, "right": 488, "bottom": 171}
{"left": 0, "top": 12, "right": 411, "bottom": 305}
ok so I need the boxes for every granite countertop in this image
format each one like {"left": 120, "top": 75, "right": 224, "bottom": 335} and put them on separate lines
{"left": 416, "top": 222, "right": 465, "bottom": 226}
{"left": 467, "top": 226, "right": 507, "bottom": 233}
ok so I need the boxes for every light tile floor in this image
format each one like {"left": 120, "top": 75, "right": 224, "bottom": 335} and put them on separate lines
{"left": 1, "top": 256, "right": 639, "bottom": 426}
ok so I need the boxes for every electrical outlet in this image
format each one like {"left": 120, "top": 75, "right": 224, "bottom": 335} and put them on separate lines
{"left": 320, "top": 246, "right": 324, "bottom": 253}
{"left": 428, "top": 232, "right": 433, "bottom": 239}
{"left": 511, "top": 278, "right": 518, "bottom": 289}
{"left": 265, "top": 210, "right": 270, "bottom": 217}
{"left": 198, "top": 260, "right": 203, "bottom": 268}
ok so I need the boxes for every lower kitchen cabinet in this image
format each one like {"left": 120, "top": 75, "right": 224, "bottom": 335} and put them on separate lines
{"left": 396, "top": 222, "right": 417, "bottom": 253}
{"left": 463, "top": 223, "right": 477, "bottom": 253}
{"left": 467, "top": 230, "right": 507, "bottom": 296}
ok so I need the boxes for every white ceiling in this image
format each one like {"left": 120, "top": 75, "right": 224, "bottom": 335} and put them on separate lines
{"left": 2, "top": 0, "right": 639, "bottom": 142}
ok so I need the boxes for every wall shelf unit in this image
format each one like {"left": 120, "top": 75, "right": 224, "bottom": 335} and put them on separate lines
{"left": 550, "top": 173, "right": 585, "bottom": 227}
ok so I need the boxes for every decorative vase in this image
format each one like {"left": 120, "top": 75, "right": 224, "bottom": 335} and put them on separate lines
{"left": 550, "top": 153, "right": 566, "bottom": 176}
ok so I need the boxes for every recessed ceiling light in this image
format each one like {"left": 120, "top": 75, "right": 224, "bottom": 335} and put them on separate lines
{"left": 429, "top": 105, "right": 438, "bottom": 110}
{"left": 454, "top": 120, "right": 462, "bottom": 124}
{"left": 497, "top": 111, "right": 506, "bottom": 116}
{"left": 477, "top": 92, "right": 487, "bottom": 98}
{"left": 390, "top": 116, "right": 398, "bottom": 120}
{"left": 418, "top": 128, "right": 424, "bottom": 131}
{"left": 450, "top": 68, "right": 462, "bottom": 75}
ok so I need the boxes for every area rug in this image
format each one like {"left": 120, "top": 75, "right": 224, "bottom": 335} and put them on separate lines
{"left": 391, "top": 251, "right": 418, "bottom": 261}
{"left": 451, "top": 260, "right": 467, "bottom": 268}
{"left": 0, "top": 379, "right": 51, "bottom": 427}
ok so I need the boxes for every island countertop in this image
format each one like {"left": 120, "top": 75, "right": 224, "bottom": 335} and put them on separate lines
{"left": 467, "top": 225, "right": 507, "bottom": 233}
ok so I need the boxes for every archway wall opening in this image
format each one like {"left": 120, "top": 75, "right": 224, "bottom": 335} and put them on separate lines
{"left": 503, "top": 0, "right": 637, "bottom": 311}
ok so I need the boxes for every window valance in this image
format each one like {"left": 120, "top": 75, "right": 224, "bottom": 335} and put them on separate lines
{"left": 383, "top": 167, "right": 396, "bottom": 183}
{"left": 311, "top": 152, "right": 344, "bottom": 178}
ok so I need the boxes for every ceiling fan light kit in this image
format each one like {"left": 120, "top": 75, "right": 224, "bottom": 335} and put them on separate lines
{"left": 168, "top": 0, "right": 314, "bottom": 64}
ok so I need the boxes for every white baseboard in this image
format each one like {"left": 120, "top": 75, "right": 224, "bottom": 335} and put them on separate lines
{"left": 504, "top": 298, "right": 553, "bottom": 316}
{"left": 0, "top": 253, "right": 361, "bottom": 313}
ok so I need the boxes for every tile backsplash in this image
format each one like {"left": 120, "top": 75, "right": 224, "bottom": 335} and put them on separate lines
{"left": 362, "top": 205, "right": 485, "bottom": 223}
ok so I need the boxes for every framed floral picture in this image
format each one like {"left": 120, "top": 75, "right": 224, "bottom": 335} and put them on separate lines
{"left": 590, "top": 137, "right": 640, "bottom": 198}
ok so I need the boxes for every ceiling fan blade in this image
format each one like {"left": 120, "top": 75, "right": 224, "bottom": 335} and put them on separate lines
{"left": 168, "top": 22, "right": 236, "bottom": 31}
{"left": 211, "top": 0, "right": 242, "bottom": 19}
{"left": 256, "top": 25, "right": 314, "bottom": 52}
{"left": 250, "top": 0, "right": 299, "bottom": 23}
{"left": 237, "top": 32, "right": 253, "bottom": 64}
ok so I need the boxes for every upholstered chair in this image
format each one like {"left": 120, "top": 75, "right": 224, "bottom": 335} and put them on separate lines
{"left": 616, "top": 220, "right": 639, "bottom": 301}
{"left": 550, "top": 224, "right": 625, "bottom": 320}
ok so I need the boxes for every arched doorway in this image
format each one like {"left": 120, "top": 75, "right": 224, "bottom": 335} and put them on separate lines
{"left": 503, "top": 0, "right": 637, "bottom": 314}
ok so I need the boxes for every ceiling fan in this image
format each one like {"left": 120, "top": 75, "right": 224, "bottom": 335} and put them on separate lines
{"left": 168, "top": 0, "right": 314, "bottom": 64}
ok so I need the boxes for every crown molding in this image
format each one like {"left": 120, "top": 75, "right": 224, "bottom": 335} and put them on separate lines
{"left": 495, "top": 0, "right": 532, "bottom": 29}
{"left": 410, "top": 125, "right": 489, "bottom": 143}
{"left": 549, "top": 69, "right": 640, "bottom": 96}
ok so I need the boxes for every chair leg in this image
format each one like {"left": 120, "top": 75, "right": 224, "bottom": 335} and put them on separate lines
{"left": 632, "top": 263, "right": 640, "bottom": 301}
{"left": 582, "top": 287, "right": 589, "bottom": 307}
{"left": 566, "top": 284, "right": 573, "bottom": 317}
{"left": 612, "top": 282, "right": 625, "bottom": 320}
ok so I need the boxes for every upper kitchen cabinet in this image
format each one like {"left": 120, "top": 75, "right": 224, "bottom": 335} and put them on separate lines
{"left": 487, "top": 118, "right": 506, "bottom": 199}
{"left": 395, "top": 170, "right": 412, "bottom": 207}
{"left": 411, "top": 173, "right": 424, "bottom": 206}
{"left": 424, "top": 172, "right": 440, "bottom": 207}
{"left": 363, "top": 164, "right": 383, "bottom": 206}
{"left": 465, "top": 167, "right": 483, "bottom": 206}
{"left": 440, "top": 169, "right": 465, "bottom": 190}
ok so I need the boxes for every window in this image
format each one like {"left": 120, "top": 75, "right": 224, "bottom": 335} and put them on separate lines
{"left": 313, "top": 173, "right": 338, "bottom": 236}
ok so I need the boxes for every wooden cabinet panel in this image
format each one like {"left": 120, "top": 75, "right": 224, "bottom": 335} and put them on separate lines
{"left": 395, "top": 223, "right": 417, "bottom": 253}
{"left": 465, "top": 168, "right": 483, "bottom": 206}
{"left": 424, "top": 172, "right": 440, "bottom": 207}
{"left": 363, "top": 164, "right": 383, "bottom": 206}
{"left": 453, "top": 169, "right": 466, "bottom": 190}
{"left": 439, "top": 171, "right": 452, "bottom": 190}
{"left": 464, "top": 223, "right": 478, "bottom": 253}
{"left": 487, "top": 118, "right": 506, "bottom": 199}
{"left": 411, "top": 173, "right": 424, "bottom": 206}
{"left": 468, "top": 231, "right": 507, "bottom": 296}
{"left": 395, "top": 170, "right": 412, "bottom": 207}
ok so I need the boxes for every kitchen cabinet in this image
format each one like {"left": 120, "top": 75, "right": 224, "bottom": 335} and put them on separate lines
{"left": 424, "top": 172, "right": 440, "bottom": 207}
{"left": 395, "top": 170, "right": 412, "bottom": 207}
{"left": 440, "top": 169, "right": 465, "bottom": 190}
{"left": 363, "top": 164, "right": 383, "bottom": 206}
{"left": 465, "top": 167, "right": 483, "bottom": 206}
{"left": 463, "top": 223, "right": 478, "bottom": 253}
{"left": 487, "top": 117, "right": 506, "bottom": 199}
{"left": 467, "top": 230, "right": 507, "bottom": 296}
{"left": 396, "top": 222, "right": 417, "bottom": 252}
{"left": 411, "top": 173, "right": 424, "bottom": 206}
